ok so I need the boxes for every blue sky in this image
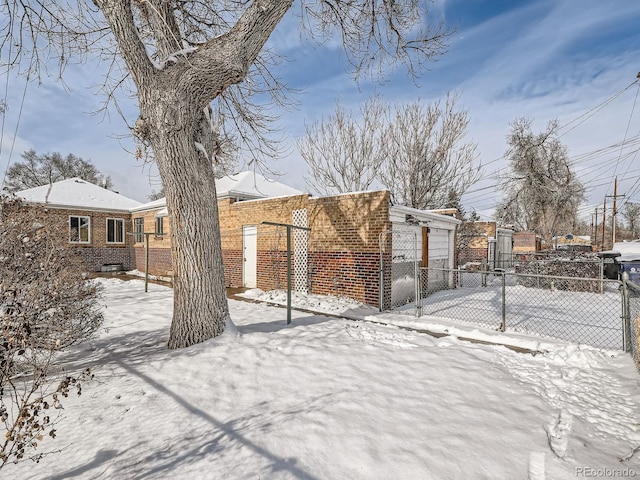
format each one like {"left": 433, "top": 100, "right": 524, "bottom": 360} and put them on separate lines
{"left": 1, "top": 0, "right": 640, "bottom": 223}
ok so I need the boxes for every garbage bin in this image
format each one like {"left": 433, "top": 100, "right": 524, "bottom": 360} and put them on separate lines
{"left": 619, "top": 256, "right": 640, "bottom": 284}
{"left": 598, "top": 251, "right": 621, "bottom": 279}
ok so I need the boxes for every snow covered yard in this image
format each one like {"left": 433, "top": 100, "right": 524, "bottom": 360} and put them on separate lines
{"left": 4, "top": 278, "right": 640, "bottom": 479}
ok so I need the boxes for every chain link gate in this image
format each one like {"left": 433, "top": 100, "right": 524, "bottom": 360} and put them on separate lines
{"left": 379, "top": 229, "right": 421, "bottom": 316}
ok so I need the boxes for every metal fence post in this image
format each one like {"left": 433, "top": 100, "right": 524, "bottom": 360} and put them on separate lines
{"left": 500, "top": 271, "right": 506, "bottom": 332}
{"left": 414, "top": 232, "right": 421, "bottom": 317}
{"left": 621, "top": 273, "right": 630, "bottom": 352}
{"left": 378, "top": 231, "right": 385, "bottom": 312}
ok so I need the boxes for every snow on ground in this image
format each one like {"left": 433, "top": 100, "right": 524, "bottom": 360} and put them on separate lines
{"left": 4, "top": 278, "right": 640, "bottom": 479}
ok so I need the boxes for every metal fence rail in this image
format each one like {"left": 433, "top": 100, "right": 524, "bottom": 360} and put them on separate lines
{"left": 414, "top": 268, "right": 624, "bottom": 350}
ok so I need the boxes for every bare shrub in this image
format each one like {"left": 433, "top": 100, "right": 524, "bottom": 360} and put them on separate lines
{"left": 0, "top": 196, "right": 103, "bottom": 467}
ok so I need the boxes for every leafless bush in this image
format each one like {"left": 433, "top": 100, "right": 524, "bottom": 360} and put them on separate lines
{"left": 0, "top": 196, "right": 103, "bottom": 468}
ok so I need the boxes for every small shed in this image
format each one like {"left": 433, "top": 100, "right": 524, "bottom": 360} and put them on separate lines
{"left": 513, "top": 231, "right": 542, "bottom": 254}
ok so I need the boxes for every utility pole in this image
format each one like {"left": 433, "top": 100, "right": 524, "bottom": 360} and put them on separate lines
{"left": 602, "top": 197, "right": 606, "bottom": 250}
{"left": 612, "top": 177, "right": 617, "bottom": 246}
{"left": 593, "top": 207, "right": 601, "bottom": 250}
{"left": 606, "top": 177, "right": 625, "bottom": 246}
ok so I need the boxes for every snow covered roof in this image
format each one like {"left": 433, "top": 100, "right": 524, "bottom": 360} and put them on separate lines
{"left": 389, "top": 204, "right": 461, "bottom": 230}
{"left": 15, "top": 177, "right": 142, "bottom": 212}
{"left": 217, "top": 171, "right": 302, "bottom": 199}
{"left": 600, "top": 240, "right": 640, "bottom": 261}
{"left": 132, "top": 171, "right": 304, "bottom": 212}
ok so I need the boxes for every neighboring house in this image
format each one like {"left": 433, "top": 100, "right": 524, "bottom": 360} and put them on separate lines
{"left": 552, "top": 234, "right": 592, "bottom": 252}
{"left": 131, "top": 172, "right": 460, "bottom": 308}
{"left": 457, "top": 222, "right": 514, "bottom": 270}
{"left": 14, "top": 177, "right": 142, "bottom": 271}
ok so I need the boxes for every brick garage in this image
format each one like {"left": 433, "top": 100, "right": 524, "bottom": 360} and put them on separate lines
{"left": 222, "top": 190, "right": 392, "bottom": 306}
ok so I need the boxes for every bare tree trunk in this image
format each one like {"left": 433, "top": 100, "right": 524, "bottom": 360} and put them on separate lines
{"left": 150, "top": 106, "right": 229, "bottom": 349}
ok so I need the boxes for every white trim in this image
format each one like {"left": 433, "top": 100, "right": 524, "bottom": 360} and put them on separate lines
{"left": 69, "top": 215, "right": 91, "bottom": 244}
{"left": 154, "top": 207, "right": 168, "bottom": 217}
{"left": 389, "top": 205, "right": 461, "bottom": 229}
{"left": 106, "top": 217, "right": 126, "bottom": 244}
{"left": 22, "top": 201, "right": 133, "bottom": 214}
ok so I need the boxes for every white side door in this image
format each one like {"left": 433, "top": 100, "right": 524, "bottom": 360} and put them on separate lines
{"left": 243, "top": 225, "right": 258, "bottom": 288}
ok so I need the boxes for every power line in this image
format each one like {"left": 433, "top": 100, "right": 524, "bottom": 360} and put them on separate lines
{"left": 1, "top": 74, "right": 29, "bottom": 189}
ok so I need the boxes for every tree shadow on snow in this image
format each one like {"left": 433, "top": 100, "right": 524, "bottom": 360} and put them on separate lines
{"left": 45, "top": 449, "right": 119, "bottom": 480}
{"left": 237, "top": 311, "right": 338, "bottom": 335}
{"left": 103, "top": 358, "right": 319, "bottom": 480}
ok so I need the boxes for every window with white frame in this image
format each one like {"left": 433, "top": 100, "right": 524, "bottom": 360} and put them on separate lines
{"left": 106, "top": 218, "right": 125, "bottom": 244}
{"left": 134, "top": 217, "right": 144, "bottom": 243}
{"left": 155, "top": 216, "right": 164, "bottom": 237}
{"left": 69, "top": 215, "right": 90, "bottom": 243}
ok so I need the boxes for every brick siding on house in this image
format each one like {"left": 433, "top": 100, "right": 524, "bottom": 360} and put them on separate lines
{"left": 133, "top": 247, "right": 173, "bottom": 277}
{"left": 76, "top": 247, "right": 135, "bottom": 272}
{"left": 36, "top": 207, "right": 135, "bottom": 271}
{"left": 130, "top": 209, "right": 173, "bottom": 276}
{"left": 133, "top": 190, "right": 392, "bottom": 306}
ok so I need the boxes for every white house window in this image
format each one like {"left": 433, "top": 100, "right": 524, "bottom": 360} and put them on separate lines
{"left": 155, "top": 217, "right": 164, "bottom": 237}
{"left": 106, "top": 218, "right": 125, "bottom": 244}
{"left": 134, "top": 218, "right": 144, "bottom": 243}
{"left": 69, "top": 216, "right": 90, "bottom": 243}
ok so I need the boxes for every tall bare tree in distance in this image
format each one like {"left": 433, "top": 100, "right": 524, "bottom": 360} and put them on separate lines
{"left": 298, "top": 96, "right": 388, "bottom": 195}
{"left": 381, "top": 92, "right": 480, "bottom": 209}
{"left": 3, "top": 1, "right": 453, "bottom": 348}
{"left": 622, "top": 202, "right": 640, "bottom": 239}
{"left": 496, "top": 118, "right": 585, "bottom": 247}
{"left": 300, "top": 92, "right": 480, "bottom": 208}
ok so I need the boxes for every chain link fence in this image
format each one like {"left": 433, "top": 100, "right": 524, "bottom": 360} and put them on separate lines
{"left": 380, "top": 265, "right": 626, "bottom": 350}
{"left": 622, "top": 279, "right": 640, "bottom": 368}
{"left": 378, "top": 229, "right": 421, "bottom": 313}
{"left": 422, "top": 268, "right": 623, "bottom": 349}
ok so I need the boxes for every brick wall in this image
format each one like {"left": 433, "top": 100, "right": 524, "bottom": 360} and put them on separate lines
{"left": 458, "top": 247, "right": 488, "bottom": 265}
{"left": 217, "top": 190, "right": 391, "bottom": 305}
{"left": 133, "top": 246, "right": 173, "bottom": 277}
{"left": 36, "top": 207, "right": 135, "bottom": 271}
{"left": 130, "top": 190, "right": 392, "bottom": 306}
{"left": 513, "top": 232, "right": 540, "bottom": 253}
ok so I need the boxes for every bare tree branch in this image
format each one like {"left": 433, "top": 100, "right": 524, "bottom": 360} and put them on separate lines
{"left": 298, "top": 95, "right": 388, "bottom": 194}
{"left": 380, "top": 92, "right": 480, "bottom": 209}
{"left": 496, "top": 118, "right": 585, "bottom": 246}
